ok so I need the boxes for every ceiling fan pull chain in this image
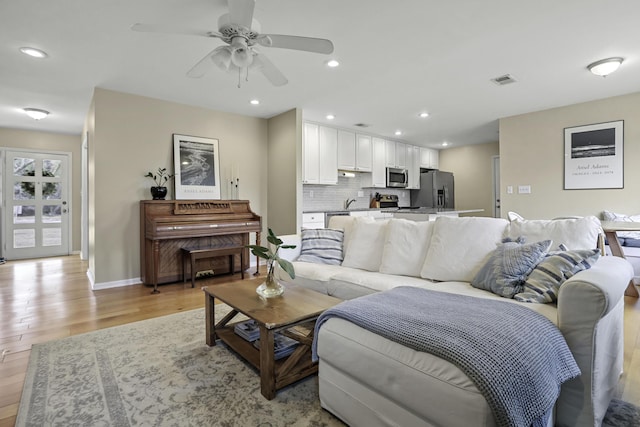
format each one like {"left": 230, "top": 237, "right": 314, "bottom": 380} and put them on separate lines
{"left": 245, "top": 67, "right": 249, "bottom": 83}
{"left": 237, "top": 67, "right": 241, "bottom": 88}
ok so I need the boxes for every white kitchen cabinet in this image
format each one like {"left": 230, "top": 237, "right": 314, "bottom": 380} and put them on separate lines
{"left": 406, "top": 145, "right": 420, "bottom": 189}
{"left": 419, "top": 147, "right": 439, "bottom": 169}
{"left": 395, "top": 142, "right": 407, "bottom": 168}
{"left": 355, "top": 134, "right": 372, "bottom": 171}
{"left": 303, "top": 122, "right": 337, "bottom": 185}
{"left": 303, "top": 122, "right": 320, "bottom": 184}
{"left": 371, "top": 137, "right": 386, "bottom": 187}
{"left": 319, "top": 126, "right": 338, "bottom": 184}
{"left": 302, "top": 212, "right": 325, "bottom": 229}
{"left": 337, "top": 130, "right": 372, "bottom": 172}
{"left": 337, "top": 129, "right": 356, "bottom": 170}
{"left": 385, "top": 140, "right": 395, "bottom": 167}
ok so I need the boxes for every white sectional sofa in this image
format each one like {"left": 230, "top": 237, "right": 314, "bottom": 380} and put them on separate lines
{"left": 276, "top": 215, "right": 633, "bottom": 427}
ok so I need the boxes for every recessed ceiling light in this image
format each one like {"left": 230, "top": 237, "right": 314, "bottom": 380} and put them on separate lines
{"left": 23, "top": 108, "right": 50, "bottom": 120}
{"left": 326, "top": 114, "right": 335, "bottom": 120}
{"left": 19, "top": 47, "right": 48, "bottom": 58}
{"left": 394, "top": 130, "right": 402, "bottom": 136}
{"left": 587, "top": 57, "right": 624, "bottom": 77}
{"left": 419, "top": 112, "right": 429, "bottom": 118}
{"left": 250, "top": 99, "right": 260, "bottom": 105}
{"left": 442, "top": 141, "right": 449, "bottom": 147}
{"left": 327, "top": 59, "right": 340, "bottom": 68}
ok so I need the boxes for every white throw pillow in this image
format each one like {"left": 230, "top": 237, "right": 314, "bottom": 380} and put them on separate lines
{"left": 506, "top": 216, "right": 602, "bottom": 250}
{"left": 330, "top": 215, "right": 375, "bottom": 255}
{"left": 342, "top": 219, "right": 389, "bottom": 272}
{"left": 420, "top": 216, "right": 509, "bottom": 282}
{"left": 379, "top": 219, "right": 434, "bottom": 277}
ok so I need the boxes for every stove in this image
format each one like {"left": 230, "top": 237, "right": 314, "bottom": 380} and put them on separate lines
{"left": 370, "top": 194, "right": 399, "bottom": 209}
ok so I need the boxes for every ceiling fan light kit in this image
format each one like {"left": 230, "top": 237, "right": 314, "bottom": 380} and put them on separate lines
{"left": 587, "top": 57, "right": 623, "bottom": 77}
{"left": 23, "top": 108, "right": 50, "bottom": 120}
{"left": 133, "top": 0, "right": 334, "bottom": 88}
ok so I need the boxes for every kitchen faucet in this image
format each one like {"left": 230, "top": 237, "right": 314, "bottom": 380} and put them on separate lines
{"left": 345, "top": 198, "right": 356, "bottom": 209}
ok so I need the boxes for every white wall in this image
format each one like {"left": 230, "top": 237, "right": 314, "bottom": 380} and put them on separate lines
{"left": 500, "top": 91, "right": 640, "bottom": 219}
{"left": 89, "top": 88, "right": 270, "bottom": 286}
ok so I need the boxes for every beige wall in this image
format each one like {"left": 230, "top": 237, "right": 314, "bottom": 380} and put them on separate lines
{"left": 90, "top": 88, "right": 270, "bottom": 285}
{"left": 0, "top": 128, "right": 82, "bottom": 252}
{"left": 267, "top": 108, "right": 302, "bottom": 236}
{"left": 500, "top": 91, "right": 640, "bottom": 219}
{"left": 438, "top": 141, "right": 499, "bottom": 217}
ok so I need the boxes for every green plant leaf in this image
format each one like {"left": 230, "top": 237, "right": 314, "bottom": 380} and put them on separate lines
{"left": 281, "top": 244, "right": 297, "bottom": 249}
{"left": 277, "top": 258, "right": 296, "bottom": 279}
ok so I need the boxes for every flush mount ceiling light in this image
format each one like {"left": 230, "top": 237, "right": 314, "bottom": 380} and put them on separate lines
{"left": 394, "top": 130, "right": 402, "bottom": 136}
{"left": 587, "top": 57, "right": 624, "bottom": 77}
{"left": 19, "top": 47, "right": 48, "bottom": 58}
{"left": 419, "top": 112, "right": 429, "bottom": 118}
{"left": 442, "top": 141, "right": 449, "bottom": 147}
{"left": 326, "top": 114, "right": 335, "bottom": 120}
{"left": 23, "top": 108, "right": 49, "bottom": 120}
{"left": 326, "top": 59, "right": 340, "bottom": 68}
{"left": 250, "top": 99, "right": 260, "bottom": 105}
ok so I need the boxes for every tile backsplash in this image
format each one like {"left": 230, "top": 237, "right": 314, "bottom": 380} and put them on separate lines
{"left": 303, "top": 174, "right": 410, "bottom": 212}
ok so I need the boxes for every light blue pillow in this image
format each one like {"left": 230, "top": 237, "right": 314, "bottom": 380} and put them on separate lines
{"left": 471, "top": 239, "right": 552, "bottom": 298}
{"left": 514, "top": 248, "right": 600, "bottom": 304}
{"left": 296, "top": 228, "right": 344, "bottom": 265}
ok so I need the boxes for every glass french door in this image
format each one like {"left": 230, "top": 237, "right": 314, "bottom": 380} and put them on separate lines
{"left": 3, "top": 150, "right": 70, "bottom": 259}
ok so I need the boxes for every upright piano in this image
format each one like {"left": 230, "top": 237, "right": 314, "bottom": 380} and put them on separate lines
{"left": 140, "top": 199, "right": 262, "bottom": 291}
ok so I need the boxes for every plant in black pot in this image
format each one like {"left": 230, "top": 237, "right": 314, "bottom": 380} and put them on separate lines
{"left": 144, "top": 167, "right": 174, "bottom": 200}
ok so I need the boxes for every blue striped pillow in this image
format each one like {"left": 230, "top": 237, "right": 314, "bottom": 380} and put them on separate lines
{"left": 296, "top": 228, "right": 344, "bottom": 265}
{"left": 514, "top": 248, "right": 600, "bottom": 303}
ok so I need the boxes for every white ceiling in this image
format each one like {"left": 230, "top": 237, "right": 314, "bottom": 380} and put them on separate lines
{"left": 2, "top": 0, "right": 639, "bottom": 149}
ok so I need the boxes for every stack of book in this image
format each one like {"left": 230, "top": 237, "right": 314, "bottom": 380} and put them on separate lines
{"left": 234, "top": 319, "right": 260, "bottom": 342}
{"left": 253, "top": 334, "right": 299, "bottom": 360}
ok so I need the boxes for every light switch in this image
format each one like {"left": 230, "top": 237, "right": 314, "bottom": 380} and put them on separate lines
{"left": 518, "top": 185, "right": 531, "bottom": 194}
{"left": 507, "top": 186, "right": 513, "bottom": 194}
{"left": 309, "top": 190, "right": 314, "bottom": 198}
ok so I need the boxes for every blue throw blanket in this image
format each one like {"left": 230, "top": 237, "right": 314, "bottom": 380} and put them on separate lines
{"left": 313, "top": 286, "right": 580, "bottom": 427}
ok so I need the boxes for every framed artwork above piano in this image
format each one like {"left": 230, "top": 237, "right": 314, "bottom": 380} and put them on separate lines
{"left": 140, "top": 199, "right": 262, "bottom": 292}
{"left": 173, "top": 134, "right": 222, "bottom": 199}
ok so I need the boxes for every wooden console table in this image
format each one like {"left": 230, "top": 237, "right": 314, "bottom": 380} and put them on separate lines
{"left": 601, "top": 221, "right": 640, "bottom": 298}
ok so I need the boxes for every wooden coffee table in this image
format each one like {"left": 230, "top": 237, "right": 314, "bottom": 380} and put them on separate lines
{"left": 203, "top": 279, "right": 341, "bottom": 399}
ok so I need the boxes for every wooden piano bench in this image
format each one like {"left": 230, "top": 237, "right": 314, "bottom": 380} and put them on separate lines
{"left": 181, "top": 246, "right": 245, "bottom": 288}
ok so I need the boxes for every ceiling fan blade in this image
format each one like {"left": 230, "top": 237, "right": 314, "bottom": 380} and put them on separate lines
{"left": 228, "top": 0, "right": 255, "bottom": 29}
{"left": 258, "top": 34, "right": 334, "bottom": 54}
{"left": 187, "top": 47, "right": 229, "bottom": 78}
{"left": 251, "top": 54, "right": 288, "bottom": 86}
{"left": 131, "top": 23, "right": 222, "bottom": 39}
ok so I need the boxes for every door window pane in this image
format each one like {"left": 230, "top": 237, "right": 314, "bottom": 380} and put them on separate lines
{"left": 14, "top": 229, "right": 35, "bottom": 248}
{"left": 43, "top": 159, "right": 62, "bottom": 177}
{"left": 13, "top": 205, "right": 35, "bottom": 224}
{"left": 42, "top": 205, "right": 62, "bottom": 223}
{"left": 42, "top": 228, "right": 62, "bottom": 247}
{"left": 42, "top": 182, "right": 61, "bottom": 200}
{"left": 13, "top": 158, "right": 35, "bottom": 176}
{"left": 14, "top": 181, "right": 35, "bottom": 200}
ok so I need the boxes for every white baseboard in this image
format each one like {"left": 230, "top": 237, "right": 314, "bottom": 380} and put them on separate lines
{"left": 91, "top": 275, "right": 141, "bottom": 290}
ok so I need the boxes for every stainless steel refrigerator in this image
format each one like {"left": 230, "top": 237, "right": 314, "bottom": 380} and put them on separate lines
{"left": 410, "top": 170, "right": 455, "bottom": 209}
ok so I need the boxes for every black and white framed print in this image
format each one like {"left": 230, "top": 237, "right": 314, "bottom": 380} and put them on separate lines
{"left": 173, "top": 134, "right": 221, "bottom": 199}
{"left": 563, "top": 120, "right": 623, "bottom": 190}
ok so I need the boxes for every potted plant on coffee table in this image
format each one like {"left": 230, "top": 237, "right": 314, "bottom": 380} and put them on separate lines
{"left": 248, "top": 228, "right": 296, "bottom": 298}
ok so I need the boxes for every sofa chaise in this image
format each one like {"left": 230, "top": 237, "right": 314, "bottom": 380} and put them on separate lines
{"left": 276, "top": 215, "right": 633, "bottom": 427}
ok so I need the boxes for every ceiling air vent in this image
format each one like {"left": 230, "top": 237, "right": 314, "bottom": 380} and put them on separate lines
{"left": 491, "top": 74, "right": 517, "bottom": 86}
{"left": 353, "top": 123, "right": 371, "bottom": 128}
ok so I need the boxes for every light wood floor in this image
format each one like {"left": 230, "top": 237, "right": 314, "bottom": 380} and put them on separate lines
{"left": 1, "top": 255, "right": 639, "bottom": 426}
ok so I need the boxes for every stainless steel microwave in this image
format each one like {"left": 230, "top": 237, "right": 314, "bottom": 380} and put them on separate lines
{"left": 386, "top": 167, "right": 408, "bottom": 188}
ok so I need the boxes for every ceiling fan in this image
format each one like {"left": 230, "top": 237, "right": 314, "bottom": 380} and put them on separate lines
{"left": 132, "top": 0, "right": 334, "bottom": 87}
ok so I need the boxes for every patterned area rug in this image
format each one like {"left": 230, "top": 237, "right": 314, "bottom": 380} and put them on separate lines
{"left": 17, "top": 306, "right": 640, "bottom": 426}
